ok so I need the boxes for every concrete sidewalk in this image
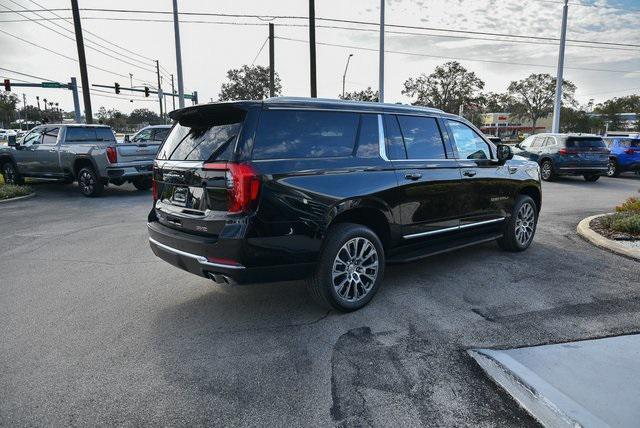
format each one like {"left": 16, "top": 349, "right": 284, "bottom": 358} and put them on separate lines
{"left": 470, "top": 334, "right": 640, "bottom": 427}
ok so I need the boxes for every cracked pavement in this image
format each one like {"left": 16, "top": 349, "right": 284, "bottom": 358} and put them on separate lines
{"left": 1, "top": 175, "right": 639, "bottom": 427}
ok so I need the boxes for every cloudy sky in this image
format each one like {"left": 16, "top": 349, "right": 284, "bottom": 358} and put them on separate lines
{"left": 1, "top": 0, "right": 639, "bottom": 114}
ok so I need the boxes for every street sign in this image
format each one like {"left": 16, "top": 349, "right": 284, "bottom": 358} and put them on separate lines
{"left": 41, "top": 82, "right": 64, "bottom": 88}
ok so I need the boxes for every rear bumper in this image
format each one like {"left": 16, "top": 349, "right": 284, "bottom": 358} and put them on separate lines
{"left": 147, "top": 222, "right": 314, "bottom": 284}
{"left": 557, "top": 166, "right": 608, "bottom": 175}
{"left": 106, "top": 161, "right": 153, "bottom": 178}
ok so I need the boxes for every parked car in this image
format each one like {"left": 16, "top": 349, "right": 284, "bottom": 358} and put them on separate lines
{"left": 147, "top": 98, "right": 542, "bottom": 311}
{"left": 123, "top": 125, "right": 171, "bottom": 144}
{"left": 0, "top": 124, "right": 160, "bottom": 196}
{"left": 603, "top": 135, "right": 640, "bottom": 177}
{"left": 515, "top": 133, "right": 609, "bottom": 181}
{"left": 0, "top": 129, "right": 17, "bottom": 141}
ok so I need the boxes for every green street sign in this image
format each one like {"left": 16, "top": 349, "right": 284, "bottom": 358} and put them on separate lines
{"left": 41, "top": 82, "right": 64, "bottom": 88}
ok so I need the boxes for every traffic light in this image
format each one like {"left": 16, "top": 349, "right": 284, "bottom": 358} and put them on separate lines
{"left": 114, "top": 82, "right": 120, "bottom": 94}
{"left": 144, "top": 86, "right": 149, "bottom": 97}
{"left": 3, "top": 79, "right": 10, "bottom": 92}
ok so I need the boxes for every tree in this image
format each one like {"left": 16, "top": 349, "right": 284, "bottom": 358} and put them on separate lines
{"left": 218, "top": 65, "right": 282, "bottom": 101}
{"left": 339, "top": 87, "right": 379, "bottom": 102}
{"left": 401, "top": 61, "right": 485, "bottom": 113}
{"left": 593, "top": 99, "right": 623, "bottom": 131}
{"left": 128, "top": 108, "right": 162, "bottom": 125}
{"left": 507, "top": 73, "right": 576, "bottom": 133}
{"left": 0, "top": 92, "right": 19, "bottom": 127}
{"left": 560, "top": 107, "right": 603, "bottom": 133}
{"left": 481, "top": 92, "right": 514, "bottom": 112}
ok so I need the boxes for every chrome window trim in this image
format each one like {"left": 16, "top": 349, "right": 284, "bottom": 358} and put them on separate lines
{"left": 377, "top": 114, "right": 389, "bottom": 161}
{"left": 149, "top": 237, "right": 246, "bottom": 269}
{"left": 403, "top": 217, "right": 505, "bottom": 239}
{"left": 266, "top": 106, "right": 444, "bottom": 118}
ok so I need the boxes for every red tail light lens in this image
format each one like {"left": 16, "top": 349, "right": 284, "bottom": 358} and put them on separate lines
{"left": 625, "top": 148, "right": 637, "bottom": 155}
{"left": 558, "top": 148, "right": 577, "bottom": 155}
{"left": 151, "top": 178, "right": 158, "bottom": 201}
{"left": 106, "top": 146, "right": 117, "bottom": 163}
{"left": 203, "top": 162, "right": 261, "bottom": 213}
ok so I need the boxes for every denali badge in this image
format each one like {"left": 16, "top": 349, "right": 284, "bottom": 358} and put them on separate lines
{"left": 195, "top": 225, "right": 208, "bottom": 232}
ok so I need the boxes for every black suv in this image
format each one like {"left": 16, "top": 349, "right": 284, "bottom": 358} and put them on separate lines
{"left": 148, "top": 98, "right": 541, "bottom": 311}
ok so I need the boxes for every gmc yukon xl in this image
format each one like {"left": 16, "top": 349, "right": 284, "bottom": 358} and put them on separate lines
{"left": 148, "top": 98, "right": 542, "bottom": 311}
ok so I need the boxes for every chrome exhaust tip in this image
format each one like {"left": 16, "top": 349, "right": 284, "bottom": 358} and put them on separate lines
{"left": 208, "top": 272, "right": 235, "bottom": 286}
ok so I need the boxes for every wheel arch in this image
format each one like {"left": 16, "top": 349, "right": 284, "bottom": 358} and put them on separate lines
{"left": 519, "top": 186, "right": 541, "bottom": 213}
{"left": 327, "top": 199, "right": 394, "bottom": 250}
{"left": 0, "top": 154, "right": 17, "bottom": 169}
{"left": 72, "top": 156, "right": 99, "bottom": 178}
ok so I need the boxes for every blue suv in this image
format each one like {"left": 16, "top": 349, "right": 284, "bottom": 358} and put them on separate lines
{"left": 515, "top": 133, "right": 609, "bottom": 182}
{"left": 603, "top": 135, "right": 640, "bottom": 177}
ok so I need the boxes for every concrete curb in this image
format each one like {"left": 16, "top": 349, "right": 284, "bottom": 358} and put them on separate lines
{"left": 0, "top": 192, "right": 35, "bottom": 204}
{"left": 577, "top": 214, "right": 640, "bottom": 261}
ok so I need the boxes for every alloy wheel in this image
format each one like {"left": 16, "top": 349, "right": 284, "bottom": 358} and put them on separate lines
{"left": 541, "top": 162, "right": 552, "bottom": 180}
{"left": 515, "top": 202, "right": 535, "bottom": 247}
{"left": 79, "top": 170, "right": 94, "bottom": 195}
{"left": 607, "top": 161, "right": 616, "bottom": 177}
{"left": 3, "top": 163, "right": 16, "bottom": 184}
{"left": 332, "top": 237, "right": 379, "bottom": 303}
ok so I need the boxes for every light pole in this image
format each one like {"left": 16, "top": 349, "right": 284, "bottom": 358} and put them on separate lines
{"left": 378, "top": 0, "right": 385, "bottom": 103}
{"left": 552, "top": 0, "right": 569, "bottom": 133}
{"left": 172, "top": 0, "right": 185, "bottom": 108}
{"left": 342, "top": 54, "right": 354, "bottom": 98}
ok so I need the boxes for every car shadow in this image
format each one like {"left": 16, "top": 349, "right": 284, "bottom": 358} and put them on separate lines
{"left": 24, "top": 181, "right": 149, "bottom": 199}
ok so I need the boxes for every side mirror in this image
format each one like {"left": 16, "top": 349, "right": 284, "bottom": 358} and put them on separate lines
{"left": 496, "top": 144, "right": 513, "bottom": 164}
{"left": 124, "top": 134, "right": 131, "bottom": 143}
{"left": 7, "top": 135, "right": 17, "bottom": 147}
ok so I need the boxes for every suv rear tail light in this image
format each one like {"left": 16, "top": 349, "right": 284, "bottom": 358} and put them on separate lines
{"left": 106, "top": 146, "right": 117, "bottom": 163}
{"left": 151, "top": 178, "right": 158, "bottom": 201}
{"left": 204, "top": 162, "right": 261, "bottom": 213}
{"left": 558, "top": 148, "right": 577, "bottom": 155}
{"left": 625, "top": 148, "right": 637, "bottom": 155}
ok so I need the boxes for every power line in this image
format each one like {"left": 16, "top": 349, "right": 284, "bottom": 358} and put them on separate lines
{"left": 1, "top": 7, "right": 637, "bottom": 48}
{"left": 276, "top": 36, "right": 638, "bottom": 74}
{"left": 0, "top": 1, "right": 157, "bottom": 75}
{"left": 251, "top": 37, "right": 268, "bottom": 65}
{"left": 0, "top": 66, "right": 57, "bottom": 81}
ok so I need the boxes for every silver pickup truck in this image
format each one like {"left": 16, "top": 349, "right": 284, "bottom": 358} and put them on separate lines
{"left": 0, "top": 124, "right": 162, "bottom": 197}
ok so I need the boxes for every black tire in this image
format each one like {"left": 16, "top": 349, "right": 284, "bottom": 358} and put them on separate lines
{"left": 584, "top": 174, "right": 600, "bottom": 182}
{"left": 606, "top": 159, "right": 620, "bottom": 177}
{"left": 133, "top": 176, "right": 153, "bottom": 191}
{"left": 308, "top": 223, "right": 385, "bottom": 312}
{"left": 77, "top": 166, "right": 104, "bottom": 197}
{"left": 497, "top": 195, "right": 538, "bottom": 252}
{"left": 540, "top": 159, "right": 556, "bottom": 181}
{"left": 2, "top": 161, "right": 25, "bottom": 185}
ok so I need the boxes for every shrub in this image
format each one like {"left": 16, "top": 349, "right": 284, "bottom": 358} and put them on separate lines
{"left": 616, "top": 197, "right": 640, "bottom": 214}
{"left": 0, "top": 184, "right": 32, "bottom": 200}
{"left": 610, "top": 215, "right": 640, "bottom": 235}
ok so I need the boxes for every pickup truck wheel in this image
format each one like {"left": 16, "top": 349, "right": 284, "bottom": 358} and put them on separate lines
{"left": 77, "top": 167, "right": 104, "bottom": 197}
{"left": 498, "top": 195, "right": 537, "bottom": 252}
{"left": 133, "top": 176, "right": 153, "bottom": 191}
{"left": 308, "top": 223, "right": 385, "bottom": 312}
{"left": 2, "top": 161, "right": 25, "bottom": 185}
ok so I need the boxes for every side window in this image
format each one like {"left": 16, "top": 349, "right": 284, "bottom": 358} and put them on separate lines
{"left": 397, "top": 116, "right": 446, "bottom": 159}
{"left": 252, "top": 110, "right": 359, "bottom": 160}
{"left": 23, "top": 128, "right": 42, "bottom": 145}
{"left": 447, "top": 120, "right": 491, "bottom": 160}
{"left": 383, "top": 115, "right": 406, "bottom": 160}
{"left": 41, "top": 127, "right": 60, "bottom": 145}
{"left": 133, "top": 129, "right": 152, "bottom": 142}
{"left": 65, "top": 127, "right": 96, "bottom": 142}
{"left": 530, "top": 136, "right": 544, "bottom": 148}
{"left": 356, "top": 114, "right": 379, "bottom": 158}
{"left": 153, "top": 128, "right": 170, "bottom": 142}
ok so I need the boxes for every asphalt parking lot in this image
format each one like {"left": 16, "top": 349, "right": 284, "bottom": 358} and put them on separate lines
{"left": 1, "top": 175, "right": 639, "bottom": 427}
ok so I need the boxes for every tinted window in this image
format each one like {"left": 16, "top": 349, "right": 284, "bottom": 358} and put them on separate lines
{"left": 356, "top": 114, "right": 379, "bottom": 158}
{"left": 615, "top": 138, "right": 639, "bottom": 148}
{"left": 531, "top": 136, "right": 544, "bottom": 148}
{"left": 397, "top": 116, "right": 446, "bottom": 159}
{"left": 565, "top": 137, "right": 605, "bottom": 149}
{"left": 383, "top": 115, "right": 406, "bottom": 160}
{"left": 153, "top": 128, "right": 170, "bottom": 141}
{"left": 65, "top": 127, "right": 115, "bottom": 142}
{"left": 253, "top": 110, "right": 358, "bottom": 159}
{"left": 42, "top": 127, "right": 59, "bottom": 145}
{"left": 158, "top": 122, "right": 241, "bottom": 161}
{"left": 133, "top": 129, "right": 152, "bottom": 142}
{"left": 447, "top": 120, "right": 491, "bottom": 160}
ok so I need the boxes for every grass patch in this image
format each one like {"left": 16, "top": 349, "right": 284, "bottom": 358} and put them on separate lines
{"left": 0, "top": 183, "right": 32, "bottom": 200}
{"left": 600, "top": 212, "right": 640, "bottom": 236}
{"left": 616, "top": 197, "right": 640, "bottom": 214}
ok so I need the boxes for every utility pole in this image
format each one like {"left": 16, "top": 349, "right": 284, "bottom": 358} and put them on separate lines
{"left": 342, "top": 53, "right": 353, "bottom": 98}
{"left": 156, "top": 60, "right": 164, "bottom": 121}
{"left": 36, "top": 96, "right": 40, "bottom": 110}
{"left": 172, "top": 0, "right": 185, "bottom": 108}
{"left": 309, "top": 0, "right": 317, "bottom": 98}
{"left": 552, "top": 0, "right": 569, "bottom": 133}
{"left": 379, "top": 0, "right": 385, "bottom": 103}
{"left": 269, "top": 23, "right": 275, "bottom": 98}
{"left": 71, "top": 0, "right": 92, "bottom": 123}
{"left": 70, "top": 77, "right": 81, "bottom": 123}
{"left": 171, "top": 74, "right": 176, "bottom": 110}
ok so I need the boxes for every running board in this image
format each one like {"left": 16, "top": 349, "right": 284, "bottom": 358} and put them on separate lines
{"left": 387, "top": 233, "right": 503, "bottom": 264}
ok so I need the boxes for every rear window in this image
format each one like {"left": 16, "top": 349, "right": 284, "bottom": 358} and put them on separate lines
{"left": 618, "top": 138, "right": 640, "bottom": 148}
{"left": 65, "top": 127, "right": 115, "bottom": 142}
{"left": 565, "top": 137, "right": 605, "bottom": 149}
{"left": 252, "top": 110, "right": 359, "bottom": 159}
{"left": 158, "top": 122, "right": 241, "bottom": 161}
{"left": 397, "top": 116, "right": 446, "bottom": 159}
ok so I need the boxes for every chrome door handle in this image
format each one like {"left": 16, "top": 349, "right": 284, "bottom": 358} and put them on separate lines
{"left": 404, "top": 173, "right": 422, "bottom": 180}
{"left": 508, "top": 166, "right": 518, "bottom": 174}
{"left": 463, "top": 170, "right": 477, "bottom": 177}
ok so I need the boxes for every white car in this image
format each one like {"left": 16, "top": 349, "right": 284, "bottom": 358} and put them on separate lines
{"left": 0, "top": 129, "right": 17, "bottom": 141}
